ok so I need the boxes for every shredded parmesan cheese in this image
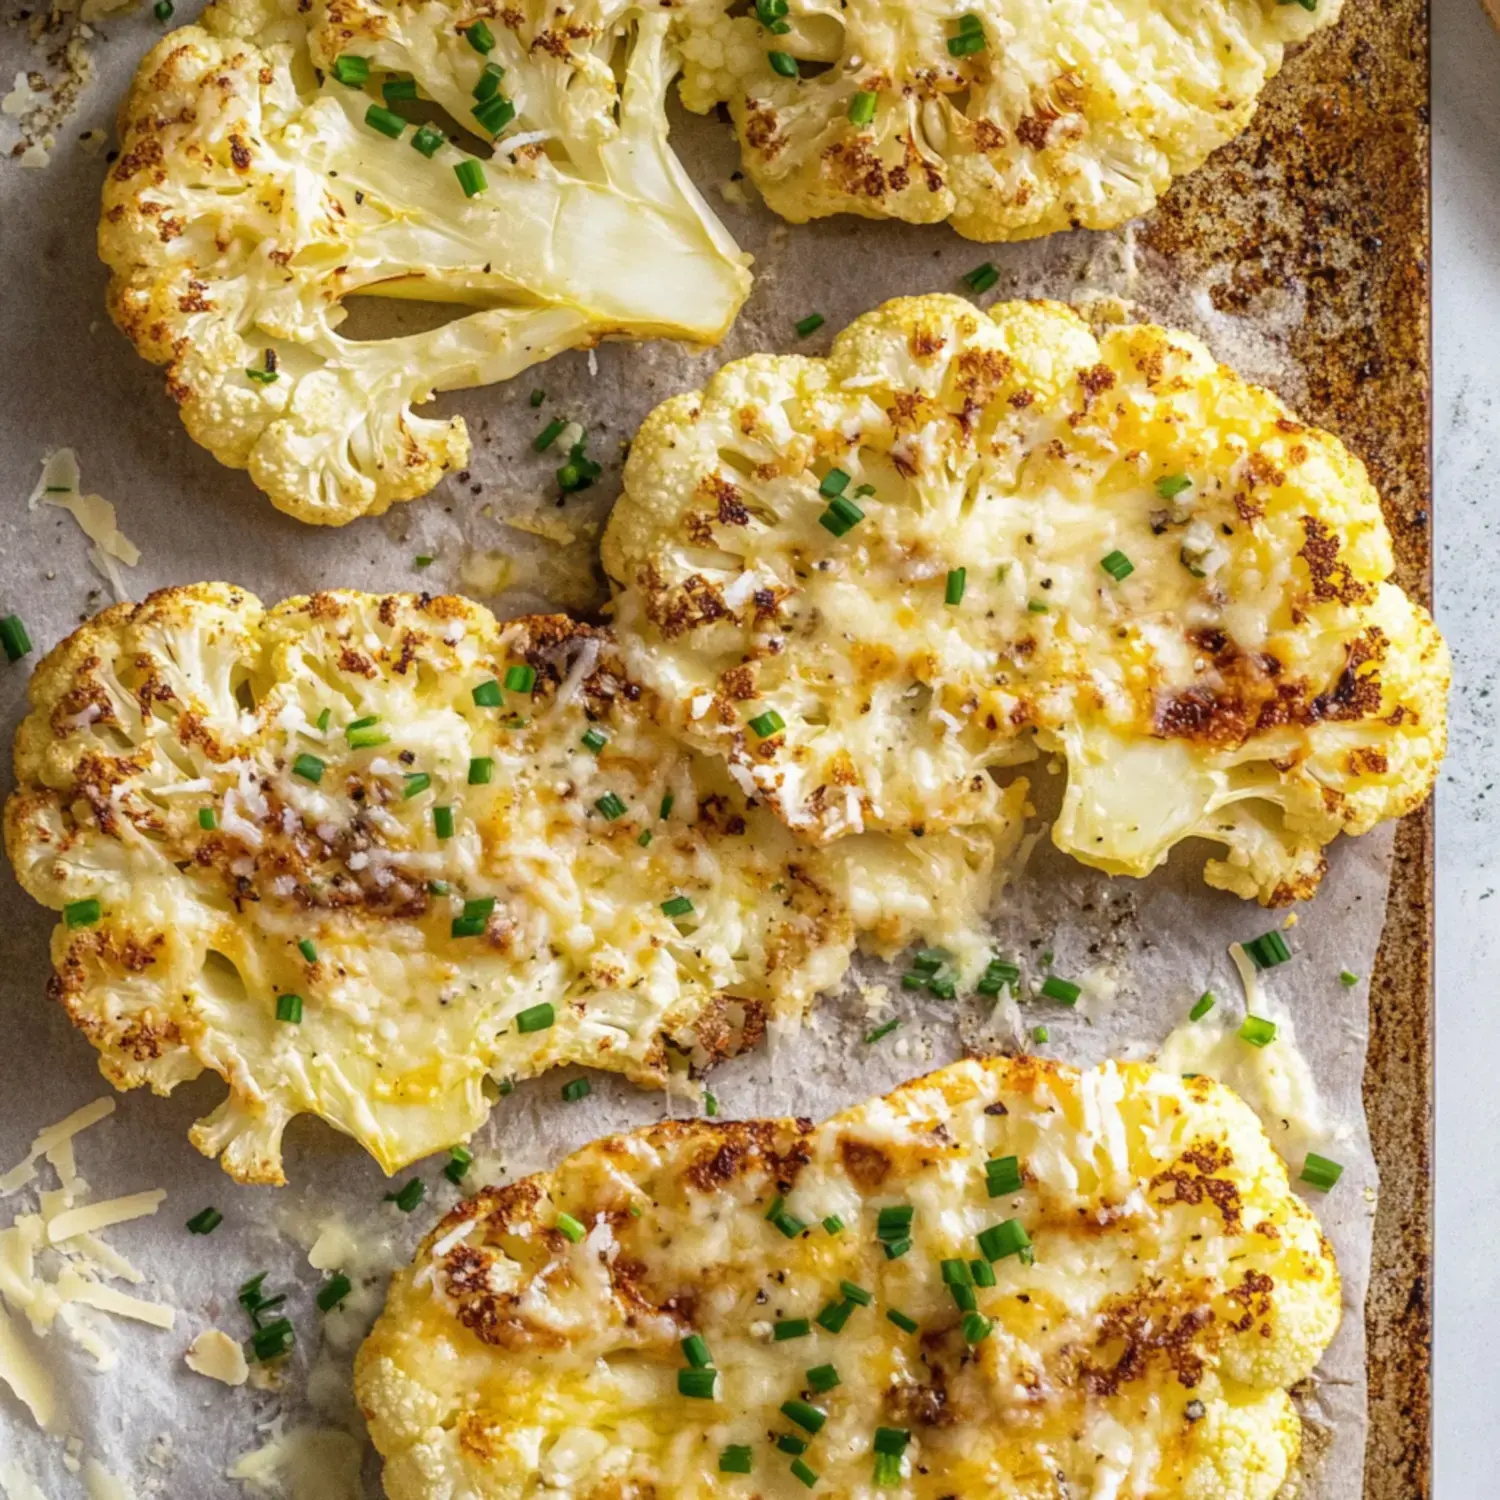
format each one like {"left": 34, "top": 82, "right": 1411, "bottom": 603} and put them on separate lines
{"left": 186, "top": 1329, "right": 250, "bottom": 1387}
{"left": 45, "top": 1190, "right": 166, "bottom": 1246}
{"left": 27, "top": 450, "right": 140, "bottom": 602}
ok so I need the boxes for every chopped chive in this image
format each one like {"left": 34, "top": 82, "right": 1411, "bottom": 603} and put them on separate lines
{"left": 504, "top": 663, "right": 537, "bottom": 693}
{"left": 562, "top": 1077, "right": 591, "bottom": 1103}
{"left": 473, "top": 678, "right": 504, "bottom": 707}
{"left": 637, "top": 830, "right": 653, "bottom": 847}
{"left": 153, "top": 0, "right": 173, "bottom": 17}
{"left": 815, "top": 1299, "right": 853, "bottom": 1333}
{"left": 454, "top": 159, "right": 487, "bottom": 197}
{"left": 819, "top": 468, "right": 850, "bottom": 498}
{"left": 839, "top": 1280, "right": 872, "bottom": 1306}
{"left": 778, "top": 1435, "right": 807, "bottom": 1456}
{"left": 198, "top": 807, "right": 218, "bottom": 830}
{"left": 298, "top": 938, "right": 318, "bottom": 963}
{"left": 330, "top": 54, "right": 369, "bottom": 86}
{"left": 463, "top": 758, "right": 493, "bottom": 787}
{"left": 1239, "top": 1014, "right": 1277, "bottom": 1048}
{"left": 595, "top": 791, "right": 628, "bottom": 820}
{"left": 661, "top": 895, "right": 694, "bottom": 919}
{"left": 238, "top": 1272, "right": 268, "bottom": 1309}
{"left": 386, "top": 1178, "right": 425, "bottom": 1213}
{"left": 927, "top": 974, "right": 957, "bottom": 1000}
{"left": 1189, "top": 990, "right": 1216, "bottom": 1021}
{"left": 275, "top": 993, "right": 303, "bottom": 1024}
{"left": 395, "top": 771, "right": 429, "bottom": 800}
{"left": 249, "top": 1319, "right": 294, "bottom": 1362}
{"left": 427, "top": 880, "right": 450, "bottom": 896}
{"left": 819, "top": 495, "right": 866, "bottom": 536}
{"left": 1300, "top": 1152, "right": 1344, "bottom": 1191}
{"left": 976, "top": 1217, "right": 1030, "bottom": 1261}
{"left": 748, "top": 709, "right": 785, "bottom": 737}
{"left": 886, "top": 1308, "right": 918, "bottom": 1334}
{"left": 464, "top": 19, "right": 495, "bottom": 52}
{"left": 768, "top": 49, "right": 799, "bottom": 77}
{"left": 1156, "top": 474, "right": 1192, "bottom": 499}
{"left": 944, "top": 567, "right": 967, "bottom": 606}
{"left": 0, "top": 615, "right": 32, "bottom": 662}
{"left": 315, "top": 1273, "right": 352, "bottom": 1312}
{"left": 1244, "top": 931, "right": 1292, "bottom": 969}
{"left": 472, "top": 93, "right": 515, "bottom": 136}
{"left": 1340, "top": 968, "right": 1360, "bottom": 987}
{"left": 678, "top": 1367, "right": 718, "bottom": 1399}
{"left": 882, "top": 1238, "right": 911, "bottom": 1260}
{"left": 433, "top": 805, "right": 455, "bottom": 839}
{"left": 848, "top": 89, "right": 878, "bottom": 125}
{"left": 705, "top": 1091, "right": 718, "bottom": 1117}
{"left": 315, "top": 708, "right": 332, "bottom": 732}
{"left": 876, "top": 1204, "right": 913, "bottom": 1240}
{"left": 186, "top": 1207, "right": 222, "bottom": 1235}
{"left": 364, "top": 103, "right": 405, "bottom": 139}
{"left": 794, "top": 313, "right": 825, "bottom": 337}
{"left": 1040, "top": 975, "right": 1081, "bottom": 1006}
{"left": 806, "top": 1362, "right": 840, "bottom": 1392}
{"left": 911, "top": 948, "right": 947, "bottom": 974}
{"left": 1100, "top": 549, "right": 1135, "bottom": 581}
{"left": 556, "top": 1212, "right": 586, "bottom": 1243}
{"left": 874, "top": 1451, "right": 902, "bottom": 1486}
{"left": 411, "top": 124, "right": 445, "bottom": 157}
{"left": 516, "top": 1002, "right": 555, "bottom": 1034}
{"left": 659, "top": 793, "right": 675, "bottom": 819}
{"left": 941, "top": 1257, "right": 972, "bottom": 1286}
{"left": 1027, "top": 599, "right": 1049, "bottom": 613}
{"left": 535, "top": 420, "right": 569, "bottom": 453}
{"left": 774, "top": 1318, "right": 811, "bottom": 1341}
{"left": 961, "top": 1311, "right": 992, "bottom": 1343}
{"left": 962, "top": 261, "right": 999, "bottom": 294}
{"left": 976, "top": 957, "right": 1020, "bottom": 995}
{"left": 719, "top": 1446, "right": 753, "bottom": 1475}
{"left": 682, "top": 1332, "right": 712, "bottom": 1368}
{"left": 970, "top": 1257, "right": 996, "bottom": 1287}
{"left": 985, "top": 1155, "right": 1022, "bottom": 1197}
{"left": 529, "top": 387, "right": 546, "bottom": 407}
{"left": 382, "top": 75, "right": 418, "bottom": 102}
{"left": 444, "top": 1145, "right": 473, "bottom": 1185}
{"left": 292, "top": 753, "right": 325, "bottom": 783}
{"left": 864, "top": 1018, "right": 900, "bottom": 1044}
{"left": 473, "top": 61, "right": 506, "bottom": 100}
{"left": 1031, "top": 1025, "right": 1049, "bottom": 1043}
{"left": 451, "top": 895, "right": 495, "bottom": 937}
{"left": 755, "top": 0, "right": 790, "bottom": 28}
{"left": 347, "top": 722, "right": 388, "bottom": 749}
{"left": 581, "top": 726, "right": 608, "bottom": 753}
{"left": 874, "top": 1427, "right": 910, "bottom": 1456}
{"left": 822, "top": 1214, "right": 844, "bottom": 1234}
{"left": 769, "top": 1204, "right": 807, "bottom": 1239}
{"left": 781, "top": 1399, "right": 825, "bottom": 1434}
{"left": 347, "top": 714, "right": 378, "bottom": 731}
{"left": 790, "top": 1459, "right": 818, "bottom": 1489}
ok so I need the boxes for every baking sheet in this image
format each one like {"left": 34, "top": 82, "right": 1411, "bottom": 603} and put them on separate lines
{"left": 0, "top": 0, "right": 1430, "bottom": 1490}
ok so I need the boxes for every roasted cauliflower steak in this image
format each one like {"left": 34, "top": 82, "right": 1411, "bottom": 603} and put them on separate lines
{"left": 357, "top": 1055, "right": 1341, "bottom": 1500}
{"left": 6, "top": 586, "right": 1021, "bottom": 1184}
{"left": 603, "top": 296, "right": 1448, "bottom": 904}
{"left": 99, "top": 0, "right": 751, "bottom": 524}
{"left": 676, "top": 0, "right": 1341, "bottom": 240}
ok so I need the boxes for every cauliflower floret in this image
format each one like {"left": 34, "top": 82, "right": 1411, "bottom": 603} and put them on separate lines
{"left": 99, "top": 0, "right": 751, "bottom": 524}
{"left": 603, "top": 295, "right": 1449, "bottom": 904}
{"left": 4, "top": 584, "right": 1021, "bottom": 1183}
{"left": 676, "top": 0, "right": 1341, "bottom": 241}
{"left": 356, "top": 1056, "right": 1341, "bottom": 1500}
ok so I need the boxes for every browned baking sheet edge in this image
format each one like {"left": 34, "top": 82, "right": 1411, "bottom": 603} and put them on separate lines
{"left": 1144, "top": 0, "right": 1433, "bottom": 1491}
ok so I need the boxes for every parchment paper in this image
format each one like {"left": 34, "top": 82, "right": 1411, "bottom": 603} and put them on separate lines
{"left": 0, "top": 6, "right": 1387, "bottom": 1494}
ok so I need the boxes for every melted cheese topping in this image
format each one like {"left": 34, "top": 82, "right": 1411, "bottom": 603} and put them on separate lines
{"left": 357, "top": 1056, "right": 1340, "bottom": 1500}
{"left": 604, "top": 296, "right": 1448, "bottom": 905}
{"left": 6, "top": 586, "right": 1022, "bottom": 1184}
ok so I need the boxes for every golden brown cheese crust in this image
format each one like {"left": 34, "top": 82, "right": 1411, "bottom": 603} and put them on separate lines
{"left": 357, "top": 1056, "right": 1341, "bottom": 1499}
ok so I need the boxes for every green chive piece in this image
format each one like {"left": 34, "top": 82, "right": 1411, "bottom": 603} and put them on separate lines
{"left": 451, "top": 895, "right": 495, "bottom": 938}
{"left": 529, "top": 388, "right": 546, "bottom": 407}
{"left": 961, "top": 1311, "right": 993, "bottom": 1343}
{"left": 316, "top": 1273, "right": 352, "bottom": 1312}
{"left": 682, "top": 1332, "right": 712, "bottom": 1368}
{"left": 364, "top": 103, "right": 405, "bottom": 138}
{"left": 473, "top": 678, "right": 504, "bottom": 707}
{"left": 822, "top": 1214, "right": 844, "bottom": 1234}
{"left": 433, "top": 805, "right": 456, "bottom": 840}
{"left": 153, "top": 0, "right": 173, "bottom": 18}
{"left": 970, "top": 1257, "right": 996, "bottom": 1287}
{"left": 1239, "top": 1014, "right": 1278, "bottom": 1048}
{"left": 1040, "top": 974, "right": 1081, "bottom": 1006}
{"left": 1156, "top": 473, "right": 1192, "bottom": 499}
{"left": 941, "top": 1257, "right": 973, "bottom": 1286}
{"left": 556, "top": 1212, "right": 586, "bottom": 1243}
{"left": 595, "top": 791, "right": 628, "bottom": 820}
{"left": 198, "top": 807, "right": 218, "bottom": 831}
{"left": 874, "top": 1451, "right": 902, "bottom": 1486}
{"left": 581, "top": 726, "right": 608, "bottom": 753}
{"left": 876, "top": 1204, "right": 913, "bottom": 1239}
{"left": 768, "top": 49, "right": 799, "bottom": 76}
{"left": 778, "top": 1435, "right": 808, "bottom": 1456}
{"left": 347, "top": 721, "right": 388, "bottom": 749}
{"left": 945, "top": 567, "right": 967, "bottom": 606}
{"left": 292, "top": 753, "right": 325, "bottom": 783}
{"left": 562, "top": 1077, "right": 591, "bottom": 1103}
{"left": 985, "top": 1155, "right": 1022, "bottom": 1197}
{"left": 386, "top": 1178, "right": 425, "bottom": 1212}
{"left": 705, "top": 1091, "right": 718, "bottom": 1117}
{"left": 464, "top": 19, "right": 495, "bottom": 52}
{"left": 472, "top": 93, "right": 515, "bottom": 136}
{"left": 411, "top": 124, "right": 445, "bottom": 157}
{"left": 298, "top": 938, "right": 318, "bottom": 963}
{"left": 1244, "top": 930, "right": 1292, "bottom": 969}
{"left": 637, "top": 830, "right": 653, "bottom": 847}
{"left": 454, "top": 159, "right": 487, "bottom": 197}
{"left": 382, "top": 75, "right": 418, "bottom": 103}
{"left": 427, "top": 880, "right": 450, "bottom": 896}
{"left": 886, "top": 1308, "right": 918, "bottom": 1334}
{"left": 0, "top": 615, "right": 32, "bottom": 662}
{"left": 1300, "top": 1152, "right": 1344, "bottom": 1191}
{"left": 948, "top": 1281, "right": 977, "bottom": 1313}
{"left": 249, "top": 1318, "right": 294, "bottom": 1362}
{"left": 848, "top": 89, "right": 878, "bottom": 125}
{"left": 962, "top": 260, "right": 999, "bottom": 293}
{"left": 719, "top": 1446, "right": 753, "bottom": 1474}
{"left": 976, "top": 957, "right": 1020, "bottom": 995}
{"left": 677, "top": 1367, "right": 718, "bottom": 1399}
{"left": 819, "top": 495, "right": 866, "bottom": 536}
{"left": 976, "top": 1217, "right": 1031, "bottom": 1261}
{"left": 1031, "top": 1025, "right": 1049, "bottom": 1043}
{"left": 874, "top": 1427, "right": 910, "bottom": 1457}
{"left": 473, "top": 61, "right": 506, "bottom": 100}
{"left": 819, "top": 468, "right": 850, "bottom": 498}
{"left": 781, "top": 1399, "right": 825, "bottom": 1434}
{"left": 660, "top": 793, "right": 675, "bottom": 819}
{"left": 794, "top": 313, "right": 825, "bottom": 337}
{"left": 1189, "top": 991, "right": 1216, "bottom": 1021}
{"left": 755, "top": 0, "right": 790, "bottom": 27}
{"left": 661, "top": 895, "right": 694, "bottom": 919}
{"left": 186, "top": 1207, "right": 222, "bottom": 1235}
{"left": 838, "top": 1280, "right": 871, "bottom": 1306}
{"left": 748, "top": 709, "right": 785, "bottom": 737}
{"left": 275, "top": 993, "right": 303, "bottom": 1024}
{"left": 316, "top": 708, "right": 332, "bottom": 732}
{"left": 1100, "top": 549, "right": 1135, "bottom": 581}
{"left": 911, "top": 948, "right": 947, "bottom": 974}
{"left": 769, "top": 1203, "right": 808, "bottom": 1239}
{"left": 790, "top": 1459, "right": 819, "bottom": 1489}
{"left": 63, "top": 897, "right": 102, "bottom": 928}
{"left": 516, "top": 1002, "right": 555, "bottom": 1034}
{"left": 444, "top": 1145, "right": 473, "bottom": 1185}
{"left": 238, "top": 1272, "right": 269, "bottom": 1310}
{"left": 927, "top": 973, "right": 957, "bottom": 1000}
{"left": 864, "top": 1018, "right": 899, "bottom": 1044}
{"left": 330, "top": 54, "right": 369, "bottom": 86}
{"left": 882, "top": 1238, "right": 911, "bottom": 1260}
{"left": 774, "top": 1318, "right": 811, "bottom": 1342}
{"left": 504, "top": 663, "right": 537, "bottom": 692}
{"left": 1027, "top": 599, "right": 1049, "bottom": 613}
{"left": 815, "top": 1299, "right": 853, "bottom": 1333}
{"left": 400, "top": 772, "right": 431, "bottom": 799}
{"left": 805, "top": 1363, "right": 840, "bottom": 1393}
{"left": 1340, "top": 968, "right": 1360, "bottom": 987}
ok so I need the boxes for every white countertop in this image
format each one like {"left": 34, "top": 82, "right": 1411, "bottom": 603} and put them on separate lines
{"left": 1433, "top": 0, "right": 1499, "bottom": 1487}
